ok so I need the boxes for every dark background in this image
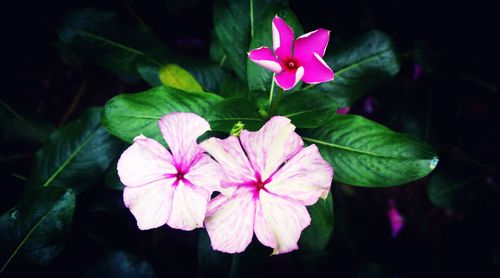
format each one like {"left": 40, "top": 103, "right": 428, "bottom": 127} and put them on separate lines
{"left": 1, "top": 0, "right": 499, "bottom": 277}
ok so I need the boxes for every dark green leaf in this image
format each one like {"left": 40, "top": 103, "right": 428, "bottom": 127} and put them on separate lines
{"left": 427, "top": 162, "right": 491, "bottom": 208}
{"left": 302, "top": 114, "right": 438, "bottom": 187}
{"left": 0, "top": 99, "right": 54, "bottom": 148}
{"left": 102, "top": 86, "right": 224, "bottom": 143}
{"left": 0, "top": 187, "right": 75, "bottom": 272}
{"left": 276, "top": 90, "right": 341, "bottom": 128}
{"left": 247, "top": 5, "right": 303, "bottom": 101}
{"left": 27, "top": 108, "right": 122, "bottom": 194}
{"left": 84, "top": 250, "right": 154, "bottom": 278}
{"left": 207, "top": 98, "right": 265, "bottom": 133}
{"left": 303, "top": 30, "right": 401, "bottom": 107}
{"left": 219, "top": 74, "right": 249, "bottom": 99}
{"left": 299, "top": 192, "right": 334, "bottom": 252}
{"left": 198, "top": 230, "right": 235, "bottom": 278}
{"left": 104, "top": 160, "right": 124, "bottom": 191}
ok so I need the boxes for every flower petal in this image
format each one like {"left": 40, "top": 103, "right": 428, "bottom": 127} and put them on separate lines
{"left": 204, "top": 187, "right": 256, "bottom": 253}
{"left": 239, "top": 116, "right": 303, "bottom": 181}
{"left": 301, "top": 52, "right": 334, "bottom": 84}
{"left": 294, "top": 28, "right": 330, "bottom": 61}
{"left": 123, "top": 178, "right": 176, "bottom": 230}
{"left": 184, "top": 154, "right": 222, "bottom": 192}
{"left": 117, "top": 135, "right": 176, "bottom": 187}
{"left": 274, "top": 66, "right": 304, "bottom": 90}
{"left": 254, "top": 191, "right": 311, "bottom": 254}
{"left": 167, "top": 180, "right": 211, "bottom": 231}
{"left": 272, "top": 15, "right": 294, "bottom": 59}
{"left": 158, "top": 112, "right": 211, "bottom": 171}
{"left": 248, "top": 47, "right": 283, "bottom": 73}
{"left": 200, "top": 136, "right": 256, "bottom": 190}
{"left": 265, "top": 145, "right": 333, "bottom": 206}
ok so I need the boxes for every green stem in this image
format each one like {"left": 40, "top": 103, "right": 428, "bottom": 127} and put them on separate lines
{"left": 268, "top": 73, "right": 276, "bottom": 110}
{"left": 269, "top": 88, "right": 284, "bottom": 116}
{"left": 250, "top": 0, "right": 254, "bottom": 38}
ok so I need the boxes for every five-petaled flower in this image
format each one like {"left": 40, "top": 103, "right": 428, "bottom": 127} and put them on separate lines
{"left": 248, "top": 15, "right": 334, "bottom": 90}
{"left": 117, "top": 112, "right": 221, "bottom": 231}
{"left": 200, "top": 116, "right": 333, "bottom": 254}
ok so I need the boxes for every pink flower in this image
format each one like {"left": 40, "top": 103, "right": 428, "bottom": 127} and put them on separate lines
{"left": 117, "top": 112, "right": 221, "bottom": 231}
{"left": 387, "top": 199, "right": 405, "bottom": 238}
{"left": 200, "top": 116, "right": 333, "bottom": 254}
{"left": 248, "top": 16, "right": 334, "bottom": 90}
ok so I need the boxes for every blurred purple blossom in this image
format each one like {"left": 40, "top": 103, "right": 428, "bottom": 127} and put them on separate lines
{"left": 388, "top": 199, "right": 405, "bottom": 238}
{"left": 413, "top": 63, "right": 423, "bottom": 80}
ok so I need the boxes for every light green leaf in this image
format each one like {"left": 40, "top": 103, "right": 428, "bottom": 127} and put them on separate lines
{"left": 158, "top": 64, "right": 203, "bottom": 92}
{"left": 303, "top": 114, "right": 438, "bottom": 187}
{"left": 102, "top": 86, "right": 224, "bottom": 143}
{"left": 0, "top": 187, "right": 75, "bottom": 273}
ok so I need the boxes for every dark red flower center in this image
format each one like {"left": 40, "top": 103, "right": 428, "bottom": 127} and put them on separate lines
{"left": 176, "top": 171, "right": 185, "bottom": 181}
{"left": 285, "top": 59, "right": 299, "bottom": 70}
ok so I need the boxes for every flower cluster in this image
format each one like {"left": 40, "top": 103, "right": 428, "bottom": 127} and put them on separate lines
{"left": 117, "top": 113, "right": 333, "bottom": 254}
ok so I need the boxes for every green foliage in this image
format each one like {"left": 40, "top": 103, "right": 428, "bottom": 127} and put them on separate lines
{"left": 27, "top": 108, "right": 122, "bottom": 194}
{"left": 207, "top": 98, "right": 265, "bottom": 133}
{"left": 102, "top": 86, "right": 224, "bottom": 143}
{"left": 303, "top": 30, "right": 401, "bottom": 107}
{"left": 0, "top": 187, "right": 75, "bottom": 272}
{"left": 303, "top": 114, "right": 438, "bottom": 186}
{"left": 158, "top": 64, "right": 204, "bottom": 92}
{"left": 299, "top": 193, "right": 334, "bottom": 252}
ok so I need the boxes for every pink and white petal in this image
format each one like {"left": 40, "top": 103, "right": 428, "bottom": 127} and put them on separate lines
{"left": 254, "top": 191, "right": 311, "bottom": 254}
{"left": 272, "top": 16, "right": 294, "bottom": 59}
{"left": 301, "top": 53, "right": 334, "bottom": 84}
{"left": 204, "top": 187, "right": 256, "bottom": 253}
{"left": 123, "top": 178, "right": 176, "bottom": 230}
{"left": 184, "top": 154, "right": 222, "bottom": 192}
{"left": 265, "top": 145, "right": 333, "bottom": 206}
{"left": 167, "top": 180, "right": 211, "bottom": 231}
{"left": 200, "top": 136, "right": 256, "bottom": 190}
{"left": 117, "top": 135, "right": 176, "bottom": 187}
{"left": 239, "top": 116, "right": 303, "bottom": 181}
{"left": 274, "top": 66, "right": 304, "bottom": 90}
{"left": 248, "top": 47, "right": 283, "bottom": 73}
{"left": 158, "top": 112, "right": 211, "bottom": 171}
{"left": 294, "top": 28, "right": 330, "bottom": 61}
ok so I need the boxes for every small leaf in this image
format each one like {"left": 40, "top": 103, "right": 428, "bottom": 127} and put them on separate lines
{"left": 27, "top": 108, "right": 123, "bottom": 194}
{"left": 207, "top": 98, "right": 265, "bottom": 133}
{"left": 158, "top": 64, "right": 204, "bottom": 92}
{"left": 84, "top": 250, "right": 154, "bottom": 278}
{"left": 303, "top": 30, "right": 401, "bottom": 107}
{"left": 102, "top": 86, "right": 224, "bottom": 143}
{"left": 0, "top": 187, "right": 75, "bottom": 272}
{"left": 302, "top": 114, "right": 438, "bottom": 187}
{"left": 299, "top": 192, "right": 334, "bottom": 252}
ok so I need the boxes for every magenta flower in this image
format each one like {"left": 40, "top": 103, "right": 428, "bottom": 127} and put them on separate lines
{"left": 200, "top": 116, "right": 333, "bottom": 254}
{"left": 387, "top": 199, "right": 405, "bottom": 238}
{"left": 248, "top": 16, "right": 334, "bottom": 90}
{"left": 117, "top": 112, "right": 221, "bottom": 231}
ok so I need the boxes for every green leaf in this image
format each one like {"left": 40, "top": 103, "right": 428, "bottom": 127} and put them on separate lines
{"left": 207, "top": 98, "right": 265, "bottom": 133}
{"left": 247, "top": 5, "right": 303, "bottom": 99}
{"left": 276, "top": 90, "right": 341, "bottom": 128}
{"left": 303, "top": 30, "right": 401, "bottom": 107}
{"left": 0, "top": 187, "right": 75, "bottom": 272}
{"left": 219, "top": 74, "right": 249, "bottom": 99}
{"left": 84, "top": 250, "right": 154, "bottom": 278}
{"left": 427, "top": 162, "right": 492, "bottom": 208}
{"left": 58, "top": 8, "right": 164, "bottom": 78}
{"left": 102, "top": 86, "right": 224, "bottom": 143}
{"left": 302, "top": 114, "right": 438, "bottom": 187}
{"left": 198, "top": 230, "right": 235, "bottom": 278}
{"left": 299, "top": 192, "right": 334, "bottom": 252}
{"left": 27, "top": 108, "right": 123, "bottom": 194}
{"left": 158, "top": 64, "right": 204, "bottom": 92}
{"left": 0, "top": 99, "right": 54, "bottom": 148}
{"left": 104, "top": 160, "right": 125, "bottom": 191}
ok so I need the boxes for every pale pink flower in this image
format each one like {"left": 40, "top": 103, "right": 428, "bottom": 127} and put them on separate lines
{"left": 200, "top": 116, "right": 333, "bottom": 254}
{"left": 117, "top": 112, "right": 221, "bottom": 231}
{"left": 248, "top": 16, "right": 334, "bottom": 90}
